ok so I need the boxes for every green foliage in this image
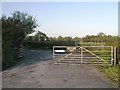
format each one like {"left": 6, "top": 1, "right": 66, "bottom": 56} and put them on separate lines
{"left": 24, "top": 33, "right": 118, "bottom": 52}
{"left": 96, "top": 65, "right": 118, "bottom": 86}
{"left": 11, "top": 11, "right": 38, "bottom": 34}
{"left": 24, "top": 41, "right": 75, "bottom": 50}
{"left": 49, "top": 33, "right": 118, "bottom": 47}
{"left": 81, "top": 34, "right": 117, "bottom": 47}
{"left": 80, "top": 42, "right": 105, "bottom": 46}
{"left": 24, "top": 35, "right": 75, "bottom": 49}
{"left": 97, "top": 32, "right": 106, "bottom": 36}
{"left": 2, "top": 11, "right": 38, "bottom": 47}
{"left": 2, "top": 48, "right": 21, "bottom": 70}
{"left": 2, "top": 11, "right": 38, "bottom": 70}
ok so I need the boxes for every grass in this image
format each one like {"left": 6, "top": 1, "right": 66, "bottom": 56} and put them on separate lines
{"left": 80, "top": 42, "right": 105, "bottom": 46}
{"left": 83, "top": 50, "right": 111, "bottom": 63}
{"left": 94, "top": 52, "right": 110, "bottom": 55}
{"left": 95, "top": 65, "right": 119, "bottom": 87}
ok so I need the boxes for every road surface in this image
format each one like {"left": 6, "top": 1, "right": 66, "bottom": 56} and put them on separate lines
{"left": 2, "top": 50, "right": 116, "bottom": 88}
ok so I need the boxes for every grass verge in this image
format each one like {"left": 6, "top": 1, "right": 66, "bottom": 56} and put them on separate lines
{"left": 94, "top": 65, "right": 118, "bottom": 87}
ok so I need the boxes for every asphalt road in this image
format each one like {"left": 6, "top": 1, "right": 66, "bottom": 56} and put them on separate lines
{"left": 13, "top": 49, "right": 53, "bottom": 68}
{"left": 2, "top": 50, "right": 116, "bottom": 88}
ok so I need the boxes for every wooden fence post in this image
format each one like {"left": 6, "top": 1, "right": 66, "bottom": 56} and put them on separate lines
{"left": 114, "top": 47, "right": 116, "bottom": 66}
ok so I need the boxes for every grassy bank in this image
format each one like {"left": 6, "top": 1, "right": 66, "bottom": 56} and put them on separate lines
{"left": 94, "top": 65, "right": 118, "bottom": 87}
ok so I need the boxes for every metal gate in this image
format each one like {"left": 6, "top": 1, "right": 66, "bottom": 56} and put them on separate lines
{"left": 53, "top": 46, "right": 113, "bottom": 65}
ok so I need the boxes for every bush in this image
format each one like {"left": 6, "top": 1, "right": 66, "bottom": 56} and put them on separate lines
{"left": 2, "top": 47, "right": 20, "bottom": 70}
{"left": 23, "top": 41, "right": 75, "bottom": 50}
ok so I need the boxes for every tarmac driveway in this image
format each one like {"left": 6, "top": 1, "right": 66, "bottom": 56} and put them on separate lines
{"left": 2, "top": 50, "right": 116, "bottom": 88}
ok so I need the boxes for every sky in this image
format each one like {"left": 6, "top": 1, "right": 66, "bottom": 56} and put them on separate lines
{"left": 2, "top": 2, "right": 118, "bottom": 38}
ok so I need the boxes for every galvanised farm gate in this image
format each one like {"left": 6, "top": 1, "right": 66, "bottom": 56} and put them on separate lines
{"left": 53, "top": 46, "right": 113, "bottom": 65}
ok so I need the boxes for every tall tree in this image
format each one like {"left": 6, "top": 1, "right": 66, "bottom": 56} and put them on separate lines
{"left": 2, "top": 11, "right": 38, "bottom": 70}
{"left": 64, "top": 36, "right": 72, "bottom": 41}
{"left": 2, "top": 11, "right": 38, "bottom": 48}
{"left": 58, "top": 36, "right": 64, "bottom": 41}
{"left": 97, "top": 32, "right": 106, "bottom": 36}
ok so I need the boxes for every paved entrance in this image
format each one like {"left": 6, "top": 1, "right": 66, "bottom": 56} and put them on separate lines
{"left": 2, "top": 49, "right": 116, "bottom": 88}
{"left": 2, "top": 61, "right": 115, "bottom": 88}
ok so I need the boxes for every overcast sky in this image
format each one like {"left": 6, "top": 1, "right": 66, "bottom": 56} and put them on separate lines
{"left": 2, "top": 2, "right": 118, "bottom": 37}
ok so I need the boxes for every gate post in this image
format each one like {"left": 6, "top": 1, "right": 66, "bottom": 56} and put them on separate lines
{"left": 81, "top": 47, "right": 83, "bottom": 64}
{"left": 114, "top": 47, "right": 117, "bottom": 66}
{"left": 53, "top": 46, "right": 55, "bottom": 58}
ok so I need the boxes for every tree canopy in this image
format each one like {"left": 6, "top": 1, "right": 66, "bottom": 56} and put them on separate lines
{"left": 2, "top": 11, "right": 38, "bottom": 70}
{"left": 2, "top": 11, "right": 38, "bottom": 48}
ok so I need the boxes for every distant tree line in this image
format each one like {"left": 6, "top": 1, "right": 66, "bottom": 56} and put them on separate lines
{"left": 24, "top": 32, "right": 118, "bottom": 49}
{"left": 81, "top": 33, "right": 118, "bottom": 46}
{"left": 23, "top": 35, "right": 75, "bottom": 49}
